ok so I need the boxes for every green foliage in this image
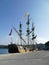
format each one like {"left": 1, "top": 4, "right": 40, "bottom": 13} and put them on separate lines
{"left": 45, "top": 41, "right": 49, "bottom": 46}
{"left": 45, "top": 41, "right": 49, "bottom": 50}
{"left": 0, "top": 45, "right": 8, "bottom": 48}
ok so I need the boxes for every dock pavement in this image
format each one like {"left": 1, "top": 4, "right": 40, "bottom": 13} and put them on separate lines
{"left": 0, "top": 51, "right": 49, "bottom": 65}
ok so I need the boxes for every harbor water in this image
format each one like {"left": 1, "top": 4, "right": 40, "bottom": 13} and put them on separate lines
{"left": 0, "top": 48, "right": 8, "bottom": 54}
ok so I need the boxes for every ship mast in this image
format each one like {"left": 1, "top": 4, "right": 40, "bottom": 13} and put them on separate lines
{"left": 32, "top": 23, "right": 37, "bottom": 45}
{"left": 32, "top": 23, "right": 35, "bottom": 44}
{"left": 9, "top": 29, "right": 13, "bottom": 44}
{"left": 19, "top": 22, "right": 22, "bottom": 45}
{"left": 26, "top": 14, "right": 30, "bottom": 45}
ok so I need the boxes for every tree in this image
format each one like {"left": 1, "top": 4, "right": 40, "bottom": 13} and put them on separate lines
{"left": 45, "top": 41, "right": 49, "bottom": 50}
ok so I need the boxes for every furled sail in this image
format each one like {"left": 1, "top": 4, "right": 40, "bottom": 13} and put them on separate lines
{"left": 9, "top": 29, "right": 12, "bottom": 36}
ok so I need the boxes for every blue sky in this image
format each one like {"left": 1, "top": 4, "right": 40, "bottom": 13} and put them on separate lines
{"left": 0, "top": 0, "right": 49, "bottom": 45}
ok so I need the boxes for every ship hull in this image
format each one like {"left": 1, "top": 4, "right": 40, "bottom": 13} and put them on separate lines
{"left": 8, "top": 44, "right": 19, "bottom": 53}
{"left": 8, "top": 44, "right": 35, "bottom": 53}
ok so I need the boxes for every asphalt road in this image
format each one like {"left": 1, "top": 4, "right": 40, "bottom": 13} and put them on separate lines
{"left": 0, "top": 51, "right": 49, "bottom": 65}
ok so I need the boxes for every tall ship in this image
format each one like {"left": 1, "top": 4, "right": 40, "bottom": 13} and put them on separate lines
{"left": 8, "top": 13, "right": 37, "bottom": 53}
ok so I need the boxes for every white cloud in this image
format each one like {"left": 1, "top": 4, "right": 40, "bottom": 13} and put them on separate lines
{"left": 36, "top": 36, "right": 48, "bottom": 44}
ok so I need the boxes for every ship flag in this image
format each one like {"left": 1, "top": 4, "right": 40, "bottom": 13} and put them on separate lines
{"left": 9, "top": 29, "right": 12, "bottom": 36}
